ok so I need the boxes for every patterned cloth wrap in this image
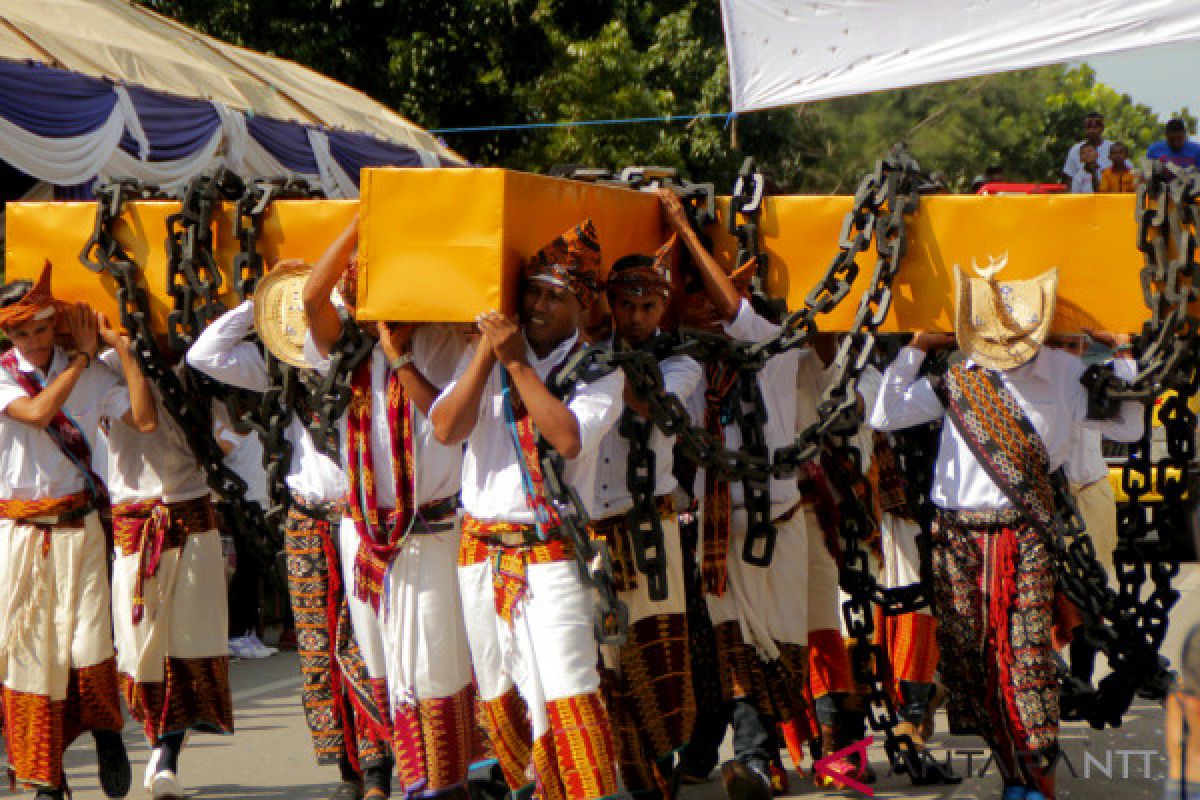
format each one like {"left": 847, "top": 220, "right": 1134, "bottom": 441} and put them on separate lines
{"left": 524, "top": 219, "right": 602, "bottom": 306}
{"left": 286, "top": 495, "right": 390, "bottom": 771}
{"left": 701, "top": 360, "right": 739, "bottom": 596}
{"left": 113, "top": 496, "right": 216, "bottom": 625}
{"left": 587, "top": 495, "right": 674, "bottom": 592}
{"left": 932, "top": 509, "right": 1058, "bottom": 793}
{"left": 458, "top": 515, "right": 574, "bottom": 626}
{"left": 0, "top": 491, "right": 91, "bottom": 526}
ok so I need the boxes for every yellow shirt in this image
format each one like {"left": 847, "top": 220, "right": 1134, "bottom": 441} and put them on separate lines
{"left": 1097, "top": 169, "right": 1137, "bottom": 193}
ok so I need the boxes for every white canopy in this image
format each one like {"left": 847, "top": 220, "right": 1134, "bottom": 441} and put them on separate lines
{"left": 720, "top": 0, "right": 1200, "bottom": 113}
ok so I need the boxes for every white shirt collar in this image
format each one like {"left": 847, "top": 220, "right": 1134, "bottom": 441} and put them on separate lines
{"left": 525, "top": 331, "right": 579, "bottom": 370}
{"left": 13, "top": 346, "right": 67, "bottom": 381}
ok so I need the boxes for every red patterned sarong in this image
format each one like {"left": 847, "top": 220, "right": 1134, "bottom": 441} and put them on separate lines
{"left": 932, "top": 511, "right": 1058, "bottom": 794}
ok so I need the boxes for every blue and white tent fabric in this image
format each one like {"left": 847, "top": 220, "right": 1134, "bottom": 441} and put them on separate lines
{"left": 0, "top": 0, "right": 460, "bottom": 197}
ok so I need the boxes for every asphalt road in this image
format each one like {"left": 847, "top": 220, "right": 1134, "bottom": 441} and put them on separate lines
{"left": 42, "top": 565, "right": 1200, "bottom": 799}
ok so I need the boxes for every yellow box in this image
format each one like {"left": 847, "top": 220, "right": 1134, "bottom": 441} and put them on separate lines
{"left": 7, "top": 199, "right": 360, "bottom": 336}
{"left": 3, "top": 179, "right": 1176, "bottom": 335}
{"left": 708, "top": 193, "right": 1150, "bottom": 333}
{"left": 6, "top": 201, "right": 184, "bottom": 333}
{"left": 356, "top": 168, "right": 665, "bottom": 322}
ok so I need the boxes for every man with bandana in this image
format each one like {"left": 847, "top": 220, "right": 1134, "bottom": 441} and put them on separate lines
{"left": 431, "top": 219, "right": 627, "bottom": 800}
{"left": 587, "top": 239, "right": 701, "bottom": 798}
{"left": 303, "top": 220, "right": 473, "bottom": 800}
{"left": 870, "top": 262, "right": 1142, "bottom": 800}
{"left": 0, "top": 263, "right": 157, "bottom": 800}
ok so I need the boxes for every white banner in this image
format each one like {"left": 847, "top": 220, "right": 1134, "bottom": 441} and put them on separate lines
{"left": 721, "top": 0, "right": 1200, "bottom": 113}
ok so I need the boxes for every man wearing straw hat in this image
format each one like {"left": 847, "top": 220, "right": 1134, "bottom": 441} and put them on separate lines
{"left": 869, "top": 258, "right": 1142, "bottom": 800}
{"left": 431, "top": 219, "right": 628, "bottom": 800}
{"left": 187, "top": 239, "right": 387, "bottom": 800}
{"left": 587, "top": 237, "right": 701, "bottom": 798}
{"left": 303, "top": 221, "right": 473, "bottom": 800}
{"left": 0, "top": 263, "right": 158, "bottom": 800}
{"left": 102, "top": 346, "right": 233, "bottom": 799}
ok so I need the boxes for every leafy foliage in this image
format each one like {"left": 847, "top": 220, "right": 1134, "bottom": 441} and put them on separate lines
{"left": 138, "top": 0, "right": 1189, "bottom": 192}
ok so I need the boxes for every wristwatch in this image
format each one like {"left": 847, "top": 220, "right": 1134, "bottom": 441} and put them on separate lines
{"left": 388, "top": 352, "right": 415, "bottom": 371}
{"left": 69, "top": 350, "right": 92, "bottom": 368}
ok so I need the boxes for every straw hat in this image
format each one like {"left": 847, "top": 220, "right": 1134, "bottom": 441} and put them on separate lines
{"left": 253, "top": 261, "right": 312, "bottom": 368}
{"left": 954, "top": 254, "right": 1057, "bottom": 372}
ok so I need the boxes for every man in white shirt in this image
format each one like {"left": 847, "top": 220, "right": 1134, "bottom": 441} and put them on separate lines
{"left": 0, "top": 264, "right": 157, "bottom": 800}
{"left": 187, "top": 243, "right": 384, "bottom": 800}
{"left": 589, "top": 242, "right": 702, "bottom": 796}
{"left": 660, "top": 191, "right": 809, "bottom": 800}
{"left": 1062, "top": 112, "right": 1124, "bottom": 187}
{"left": 304, "top": 221, "right": 473, "bottom": 800}
{"left": 431, "top": 220, "right": 626, "bottom": 800}
{"left": 104, "top": 351, "right": 232, "bottom": 800}
{"left": 870, "top": 263, "right": 1141, "bottom": 800}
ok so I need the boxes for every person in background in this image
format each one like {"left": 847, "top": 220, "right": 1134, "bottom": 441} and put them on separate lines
{"left": 1166, "top": 623, "right": 1200, "bottom": 800}
{"left": 1063, "top": 112, "right": 1121, "bottom": 184}
{"left": 1097, "top": 143, "right": 1138, "bottom": 193}
{"left": 188, "top": 275, "right": 379, "bottom": 800}
{"left": 1148, "top": 119, "right": 1200, "bottom": 168}
{"left": 1070, "top": 143, "right": 1101, "bottom": 194}
{"left": 213, "top": 399, "right": 277, "bottom": 660}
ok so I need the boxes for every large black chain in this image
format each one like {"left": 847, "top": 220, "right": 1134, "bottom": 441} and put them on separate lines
{"left": 230, "top": 176, "right": 325, "bottom": 527}
{"left": 1059, "top": 161, "right": 1198, "bottom": 726}
{"left": 164, "top": 168, "right": 245, "bottom": 353}
{"left": 546, "top": 347, "right": 631, "bottom": 645}
{"left": 79, "top": 179, "right": 280, "bottom": 568}
{"left": 618, "top": 405, "right": 670, "bottom": 602}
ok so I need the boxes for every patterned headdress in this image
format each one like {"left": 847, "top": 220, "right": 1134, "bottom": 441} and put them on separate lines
{"left": 606, "top": 235, "right": 675, "bottom": 300}
{"left": 0, "top": 261, "right": 64, "bottom": 330}
{"left": 524, "top": 219, "right": 602, "bottom": 306}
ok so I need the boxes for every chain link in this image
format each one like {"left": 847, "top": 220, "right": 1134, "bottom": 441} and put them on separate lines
{"left": 80, "top": 178, "right": 280, "bottom": 569}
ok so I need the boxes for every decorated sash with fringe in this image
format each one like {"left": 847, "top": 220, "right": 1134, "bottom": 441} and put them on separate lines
{"left": 113, "top": 495, "right": 215, "bottom": 625}
{"left": 701, "top": 361, "right": 739, "bottom": 596}
{"left": 345, "top": 359, "right": 415, "bottom": 612}
{"left": 501, "top": 368, "right": 568, "bottom": 541}
{"left": 935, "top": 363, "right": 1057, "bottom": 533}
{"left": 871, "top": 432, "right": 913, "bottom": 520}
{"left": 459, "top": 515, "right": 574, "bottom": 624}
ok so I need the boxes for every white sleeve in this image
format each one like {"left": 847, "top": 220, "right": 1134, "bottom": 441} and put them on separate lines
{"left": 868, "top": 347, "right": 944, "bottom": 431}
{"left": 186, "top": 301, "right": 269, "bottom": 392}
{"left": 94, "top": 365, "right": 132, "bottom": 423}
{"left": 1063, "top": 143, "right": 1080, "bottom": 178}
{"left": 303, "top": 330, "right": 333, "bottom": 375}
{"left": 662, "top": 355, "right": 703, "bottom": 408}
{"left": 429, "top": 340, "right": 482, "bottom": 420}
{"left": 723, "top": 298, "right": 779, "bottom": 344}
{"left": 568, "top": 368, "right": 625, "bottom": 459}
{"left": 415, "top": 325, "right": 469, "bottom": 389}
